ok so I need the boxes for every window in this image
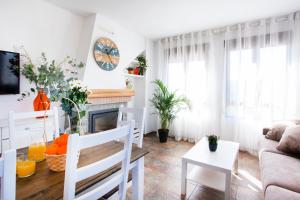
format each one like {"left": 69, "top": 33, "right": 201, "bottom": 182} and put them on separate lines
{"left": 168, "top": 60, "right": 207, "bottom": 114}
{"left": 226, "top": 45, "right": 288, "bottom": 118}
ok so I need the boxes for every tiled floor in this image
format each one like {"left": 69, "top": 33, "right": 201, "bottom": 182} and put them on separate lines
{"left": 128, "top": 132, "right": 263, "bottom": 200}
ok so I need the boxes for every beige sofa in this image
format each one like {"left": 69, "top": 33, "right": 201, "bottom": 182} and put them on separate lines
{"left": 259, "top": 130, "right": 300, "bottom": 200}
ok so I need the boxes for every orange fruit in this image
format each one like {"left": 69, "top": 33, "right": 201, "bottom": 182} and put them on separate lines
{"left": 55, "top": 134, "right": 69, "bottom": 146}
{"left": 45, "top": 144, "right": 59, "bottom": 155}
{"left": 57, "top": 145, "right": 67, "bottom": 155}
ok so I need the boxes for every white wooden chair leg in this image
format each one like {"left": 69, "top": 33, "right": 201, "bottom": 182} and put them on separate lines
{"left": 132, "top": 157, "right": 144, "bottom": 200}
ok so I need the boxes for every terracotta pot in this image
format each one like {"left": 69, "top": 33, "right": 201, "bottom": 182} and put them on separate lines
{"left": 128, "top": 69, "right": 134, "bottom": 74}
{"left": 33, "top": 89, "right": 50, "bottom": 111}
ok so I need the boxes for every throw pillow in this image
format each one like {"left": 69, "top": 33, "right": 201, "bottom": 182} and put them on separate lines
{"left": 277, "top": 125, "right": 300, "bottom": 154}
{"left": 265, "top": 121, "right": 296, "bottom": 141}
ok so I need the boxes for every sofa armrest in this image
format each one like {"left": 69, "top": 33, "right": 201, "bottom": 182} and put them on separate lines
{"left": 263, "top": 128, "right": 270, "bottom": 135}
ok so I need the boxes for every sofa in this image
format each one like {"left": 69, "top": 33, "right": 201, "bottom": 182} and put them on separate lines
{"left": 259, "top": 127, "right": 300, "bottom": 200}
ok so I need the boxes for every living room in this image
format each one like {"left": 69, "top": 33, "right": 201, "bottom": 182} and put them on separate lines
{"left": 0, "top": 0, "right": 300, "bottom": 200}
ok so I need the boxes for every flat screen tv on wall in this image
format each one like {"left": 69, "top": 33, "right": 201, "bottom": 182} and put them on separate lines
{"left": 0, "top": 50, "right": 20, "bottom": 94}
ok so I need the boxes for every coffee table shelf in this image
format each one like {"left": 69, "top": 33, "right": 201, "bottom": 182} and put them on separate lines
{"left": 181, "top": 138, "right": 239, "bottom": 200}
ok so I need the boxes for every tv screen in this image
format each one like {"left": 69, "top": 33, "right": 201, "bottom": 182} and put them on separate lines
{"left": 0, "top": 50, "right": 20, "bottom": 94}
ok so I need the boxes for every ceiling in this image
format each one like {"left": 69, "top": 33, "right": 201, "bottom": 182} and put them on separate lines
{"left": 46, "top": 0, "right": 300, "bottom": 39}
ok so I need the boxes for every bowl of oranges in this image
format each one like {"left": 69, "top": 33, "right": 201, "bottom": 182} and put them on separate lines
{"left": 45, "top": 134, "right": 69, "bottom": 172}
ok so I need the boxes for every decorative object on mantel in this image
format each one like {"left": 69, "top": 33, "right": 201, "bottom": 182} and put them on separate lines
{"left": 17, "top": 46, "right": 84, "bottom": 112}
{"left": 150, "top": 80, "right": 190, "bottom": 143}
{"left": 207, "top": 134, "right": 219, "bottom": 152}
{"left": 94, "top": 37, "right": 120, "bottom": 71}
{"left": 61, "top": 80, "right": 90, "bottom": 134}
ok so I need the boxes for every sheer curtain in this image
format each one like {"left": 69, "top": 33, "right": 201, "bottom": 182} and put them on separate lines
{"left": 157, "top": 11, "right": 300, "bottom": 153}
{"left": 158, "top": 32, "right": 222, "bottom": 142}
{"left": 222, "top": 12, "right": 300, "bottom": 153}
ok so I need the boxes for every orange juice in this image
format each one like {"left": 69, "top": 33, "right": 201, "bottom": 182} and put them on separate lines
{"left": 28, "top": 143, "right": 46, "bottom": 162}
{"left": 16, "top": 160, "right": 36, "bottom": 178}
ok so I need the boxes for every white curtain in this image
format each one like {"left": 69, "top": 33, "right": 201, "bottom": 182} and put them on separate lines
{"left": 157, "top": 11, "right": 300, "bottom": 154}
{"left": 158, "top": 32, "right": 222, "bottom": 142}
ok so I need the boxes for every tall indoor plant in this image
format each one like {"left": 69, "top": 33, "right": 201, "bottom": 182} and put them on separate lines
{"left": 150, "top": 80, "right": 190, "bottom": 142}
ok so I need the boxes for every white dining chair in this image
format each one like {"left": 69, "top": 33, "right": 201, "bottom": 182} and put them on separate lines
{"left": 117, "top": 106, "right": 146, "bottom": 148}
{"left": 63, "top": 120, "right": 134, "bottom": 200}
{"left": 8, "top": 107, "right": 59, "bottom": 149}
{"left": 0, "top": 149, "right": 16, "bottom": 200}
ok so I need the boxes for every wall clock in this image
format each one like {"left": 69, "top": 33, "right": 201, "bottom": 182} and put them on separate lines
{"left": 93, "top": 37, "right": 120, "bottom": 71}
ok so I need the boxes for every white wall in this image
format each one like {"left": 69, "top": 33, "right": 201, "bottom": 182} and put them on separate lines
{"left": 0, "top": 0, "right": 84, "bottom": 119}
{"left": 82, "top": 14, "right": 145, "bottom": 89}
{"left": 145, "top": 39, "right": 158, "bottom": 133}
{"left": 0, "top": 0, "right": 147, "bottom": 120}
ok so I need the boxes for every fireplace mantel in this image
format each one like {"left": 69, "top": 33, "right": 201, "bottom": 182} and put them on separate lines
{"left": 88, "top": 89, "right": 134, "bottom": 98}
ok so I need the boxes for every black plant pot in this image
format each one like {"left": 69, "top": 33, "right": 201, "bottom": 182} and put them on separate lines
{"left": 158, "top": 129, "right": 169, "bottom": 143}
{"left": 209, "top": 143, "right": 218, "bottom": 152}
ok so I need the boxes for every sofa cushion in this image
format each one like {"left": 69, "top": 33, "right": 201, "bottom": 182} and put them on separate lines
{"left": 260, "top": 151, "right": 300, "bottom": 193}
{"left": 258, "top": 135, "right": 288, "bottom": 157}
{"left": 277, "top": 125, "right": 300, "bottom": 155}
{"left": 265, "top": 121, "right": 296, "bottom": 141}
{"left": 265, "top": 185, "right": 300, "bottom": 200}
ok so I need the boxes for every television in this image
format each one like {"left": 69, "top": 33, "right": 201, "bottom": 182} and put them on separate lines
{"left": 0, "top": 50, "right": 20, "bottom": 94}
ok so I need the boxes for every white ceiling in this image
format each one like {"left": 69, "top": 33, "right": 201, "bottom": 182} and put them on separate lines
{"left": 46, "top": 0, "right": 300, "bottom": 39}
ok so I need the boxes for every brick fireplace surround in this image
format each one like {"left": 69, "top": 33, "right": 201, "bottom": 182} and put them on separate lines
{"left": 81, "top": 89, "right": 134, "bottom": 133}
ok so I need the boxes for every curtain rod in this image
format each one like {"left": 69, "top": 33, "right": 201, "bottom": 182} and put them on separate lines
{"left": 161, "top": 11, "right": 300, "bottom": 41}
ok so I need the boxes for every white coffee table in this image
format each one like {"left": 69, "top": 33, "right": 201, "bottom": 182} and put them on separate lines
{"left": 181, "top": 138, "right": 239, "bottom": 200}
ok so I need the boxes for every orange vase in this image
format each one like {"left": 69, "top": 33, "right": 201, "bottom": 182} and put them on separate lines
{"left": 33, "top": 90, "right": 50, "bottom": 111}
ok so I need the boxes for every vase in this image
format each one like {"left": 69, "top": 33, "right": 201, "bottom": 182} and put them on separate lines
{"left": 209, "top": 143, "right": 218, "bottom": 152}
{"left": 33, "top": 89, "right": 50, "bottom": 111}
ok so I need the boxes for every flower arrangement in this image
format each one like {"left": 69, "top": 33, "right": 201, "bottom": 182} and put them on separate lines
{"left": 61, "top": 80, "right": 91, "bottom": 134}
{"left": 17, "top": 47, "right": 89, "bottom": 134}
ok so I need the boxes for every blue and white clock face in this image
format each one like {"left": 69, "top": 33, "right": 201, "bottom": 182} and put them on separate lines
{"left": 94, "top": 37, "right": 120, "bottom": 71}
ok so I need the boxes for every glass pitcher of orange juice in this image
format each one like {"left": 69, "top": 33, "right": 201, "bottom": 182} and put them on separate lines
{"left": 28, "top": 131, "right": 47, "bottom": 162}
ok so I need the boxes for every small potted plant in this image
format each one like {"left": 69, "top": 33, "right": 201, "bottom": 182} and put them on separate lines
{"left": 150, "top": 80, "right": 190, "bottom": 143}
{"left": 207, "top": 134, "right": 219, "bottom": 152}
{"left": 136, "top": 55, "right": 147, "bottom": 75}
{"left": 127, "top": 67, "right": 134, "bottom": 74}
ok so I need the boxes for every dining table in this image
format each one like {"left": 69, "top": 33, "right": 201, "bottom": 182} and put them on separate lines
{"left": 16, "top": 141, "right": 149, "bottom": 200}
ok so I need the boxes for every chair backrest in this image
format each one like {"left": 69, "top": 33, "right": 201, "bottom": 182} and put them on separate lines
{"left": 117, "top": 106, "right": 146, "bottom": 148}
{"left": 64, "top": 120, "right": 134, "bottom": 200}
{"left": 0, "top": 149, "right": 16, "bottom": 200}
{"left": 8, "top": 107, "right": 59, "bottom": 149}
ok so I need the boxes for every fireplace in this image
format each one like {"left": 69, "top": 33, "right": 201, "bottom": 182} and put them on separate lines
{"left": 88, "top": 108, "right": 119, "bottom": 133}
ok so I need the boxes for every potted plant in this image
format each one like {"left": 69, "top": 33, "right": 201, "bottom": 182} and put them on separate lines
{"left": 18, "top": 47, "right": 84, "bottom": 111}
{"left": 127, "top": 67, "right": 135, "bottom": 74}
{"left": 150, "top": 80, "right": 190, "bottom": 143}
{"left": 207, "top": 134, "right": 219, "bottom": 152}
{"left": 136, "top": 55, "right": 147, "bottom": 75}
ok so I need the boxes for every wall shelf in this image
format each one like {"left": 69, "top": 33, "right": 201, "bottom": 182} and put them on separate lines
{"left": 124, "top": 74, "right": 145, "bottom": 78}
